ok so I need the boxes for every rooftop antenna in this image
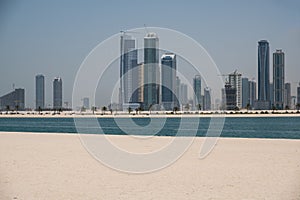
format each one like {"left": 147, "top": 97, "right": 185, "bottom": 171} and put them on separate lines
{"left": 12, "top": 83, "right": 15, "bottom": 90}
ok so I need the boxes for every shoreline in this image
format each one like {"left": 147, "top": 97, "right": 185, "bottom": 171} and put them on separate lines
{"left": 1, "top": 131, "right": 300, "bottom": 141}
{"left": 0, "top": 111, "right": 300, "bottom": 118}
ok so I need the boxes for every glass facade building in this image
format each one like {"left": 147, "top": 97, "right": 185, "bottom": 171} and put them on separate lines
{"left": 273, "top": 49, "right": 284, "bottom": 109}
{"left": 53, "top": 77, "right": 62, "bottom": 109}
{"left": 284, "top": 83, "right": 291, "bottom": 109}
{"left": 242, "top": 77, "right": 249, "bottom": 108}
{"left": 249, "top": 81, "right": 256, "bottom": 108}
{"left": 193, "top": 75, "right": 201, "bottom": 108}
{"left": 203, "top": 87, "right": 211, "bottom": 111}
{"left": 161, "top": 53, "right": 176, "bottom": 111}
{"left": 119, "top": 34, "right": 138, "bottom": 110}
{"left": 257, "top": 40, "right": 270, "bottom": 109}
{"left": 228, "top": 71, "right": 242, "bottom": 108}
{"left": 143, "top": 32, "right": 159, "bottom": 110}
{"left": 35, "top": 74, "right": 45, "bottom": 110}
{"left": 0, "top": 88, "right": 25, "bottom": 111}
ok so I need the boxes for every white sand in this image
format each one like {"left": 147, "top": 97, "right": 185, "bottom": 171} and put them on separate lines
{"left": 0, "top": 132, "right": 300, "bottom": 200}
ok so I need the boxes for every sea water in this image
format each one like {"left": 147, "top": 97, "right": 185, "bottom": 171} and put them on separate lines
{"left": 0, "top": 117, "right": 299, "bottom": 139}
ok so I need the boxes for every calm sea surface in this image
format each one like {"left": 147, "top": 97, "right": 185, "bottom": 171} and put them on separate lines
{"left": 0, "top": 117, "right": 299, "bottom": 139}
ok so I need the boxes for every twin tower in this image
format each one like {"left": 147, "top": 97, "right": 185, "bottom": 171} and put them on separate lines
{"left": 119, "top": 32, "right": 177, "bottom": 111}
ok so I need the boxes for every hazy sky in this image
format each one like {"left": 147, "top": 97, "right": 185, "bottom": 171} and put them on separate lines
{"left": 0, "top": 0, "right": 299, "bottom": 108}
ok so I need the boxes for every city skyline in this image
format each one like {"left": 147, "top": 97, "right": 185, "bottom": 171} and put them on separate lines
{"left": 0, "top": 35, "right": 298, "bottom": 111}
{"left": 0, "top": 1, "right": 299, "bottom": 108}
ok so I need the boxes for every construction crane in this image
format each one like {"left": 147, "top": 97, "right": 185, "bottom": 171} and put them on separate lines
{"left": 120, "top": 30, "right": 143, "bottom": 35}
{"left": 217, "top": 69, "right": 239, "bottom": 77}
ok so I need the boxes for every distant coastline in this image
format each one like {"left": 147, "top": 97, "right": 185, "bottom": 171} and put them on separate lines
{"left": 0, "top": 110, "right": 300, "bottom": 118}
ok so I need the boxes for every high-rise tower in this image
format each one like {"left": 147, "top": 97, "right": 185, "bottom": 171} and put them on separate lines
{"left": 35, "top": 74, "right": 45, "bottom": 110}
{"left": 257, "top": 40, "right": 270, "bottom": 109}
{"left": 249, "top": 80, "right": 256, "bottom": 108}
{"left": 119, "top": 34, "right": 138, "bottom": 110}
{"left": 161, "top": 53, "right": 176, "bottom": 111}
{"left": 193, "top": 75, "right": 201, "bottom": 109}
{"left": 242, "top": 77, "right": 249, "bottom": 108}
{"left": 53, "top": 77, "right": 62, "bottom": 109}
{"left": 203, "top": 87, "right": 211, "bottom": 111}
{"left": 273, "top": 49, "right": 285, "bottom": 109}
{"left": 228, "top": 70, "right": 242, "bottom": 108}
{"left": 143, "top": 32, "right": 159, "bottom": 110}
{"left": 284, "top": 83, "right": 291, "bottom": 109}
{"left": 297, "top": 83, "right": 300, "bottom": 106}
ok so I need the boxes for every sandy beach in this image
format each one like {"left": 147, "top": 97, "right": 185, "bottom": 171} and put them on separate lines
{"left": 0, "top": 132, "right": 300, "bottom": 199}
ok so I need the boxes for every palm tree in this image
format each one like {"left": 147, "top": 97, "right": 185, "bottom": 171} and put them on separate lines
{"left": 38, "top": 106, "right": 42, "bottom": 114}
{"left": 6, "top": 105, "right": 10, "bottom": 114}
{"left": 91, "top": 106, "right": 97, "bottom": 115}
{"left": 285, "top": 105, "right": 289, "bottom": 111}
{"left": 184, "top": 104, "right": 190, "bottom": 111}
{"left": 271, "top": 104, "right": 276, "bottom": 113}
{"left": 128, "top": 107, "right": 132, "bottom": 114}
{"left": 80, "top": 106, "right": 86, "bottom": 113}
{"left": 15, "top": 105, "right": 19, "bottom": 114}
{"left": 197, "top": 104, "right": 201, "bottom": 112}
{"left": 296, "top": 103, "right": 300, "bottom": 112}
{"left": 101, "top": 106, "right": 107, "bottom": 115}
{"left": 246, "top": 103, "right": 251, "bottom": 112}
{"left": 148, "top": 104, "right": 153, "bottom": 115}
{"left": 173, "top": 106, "right": 179, "bottom": 114}
{"left": 138, "top": 106, "right": 142, "bottom": 114}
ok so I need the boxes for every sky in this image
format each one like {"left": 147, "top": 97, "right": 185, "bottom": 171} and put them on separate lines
{"left": 0, "top": 0, "right": 299, "bottom": 108}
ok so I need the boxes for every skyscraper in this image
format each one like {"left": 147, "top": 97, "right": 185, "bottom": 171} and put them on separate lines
{"left": 35, "top": 74, "right": 45, "bottom": 110}
{"left": 143, "top": 32, "right": 159, "bottom": 110}
{"left": 249, "top": 80, "right": 256, "bottom": 108}
{"left": 180, "top": 83, "right": 188, "bottom": 107}
{"left": 256, "top": 40, "right": 270, "bottom": 109}
{"left": 175, "top": 76, "right": 181, "bottom": 108}
{"left": 228, "top": 70, "right": 242, "bottom": 108}
{"left": 270, "top": 83, "right": 274, "bottom": 108}
{"left": 0, "top": 88, "right": 25, "bottom": 111}
{"left": 225, "top": 83, "right": 237, "bottom": 110}
{"left": 53, "top": 77, "right": 62, "bottom": 109}
{"left": 242, "top": 77, "right": 249, "bottom": 108}
{"left": 119, "top": 34, "right": 138, "bottom": 110}
{"left": 284, "top": 83, "right": 291, "bottom": 109}
{"left": 221, "top": 88, "right": 226, "bottom": 110}
{"left": 193, "top": 75, "right": 201, "bottom": 108}
{"left": 203, "top": 87, "right": 211, "bottom": 111}
{"left": 137, "top": 62, "right": 144, "bottom": 103}
{"left": 161, "top": 53, "right": 176, "bottom": 111}
{"left": 297, "top": 83, "right": 300, "bottom": 106}
{"left": 273, "top": 49, "right": 285, "bottom": 109}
